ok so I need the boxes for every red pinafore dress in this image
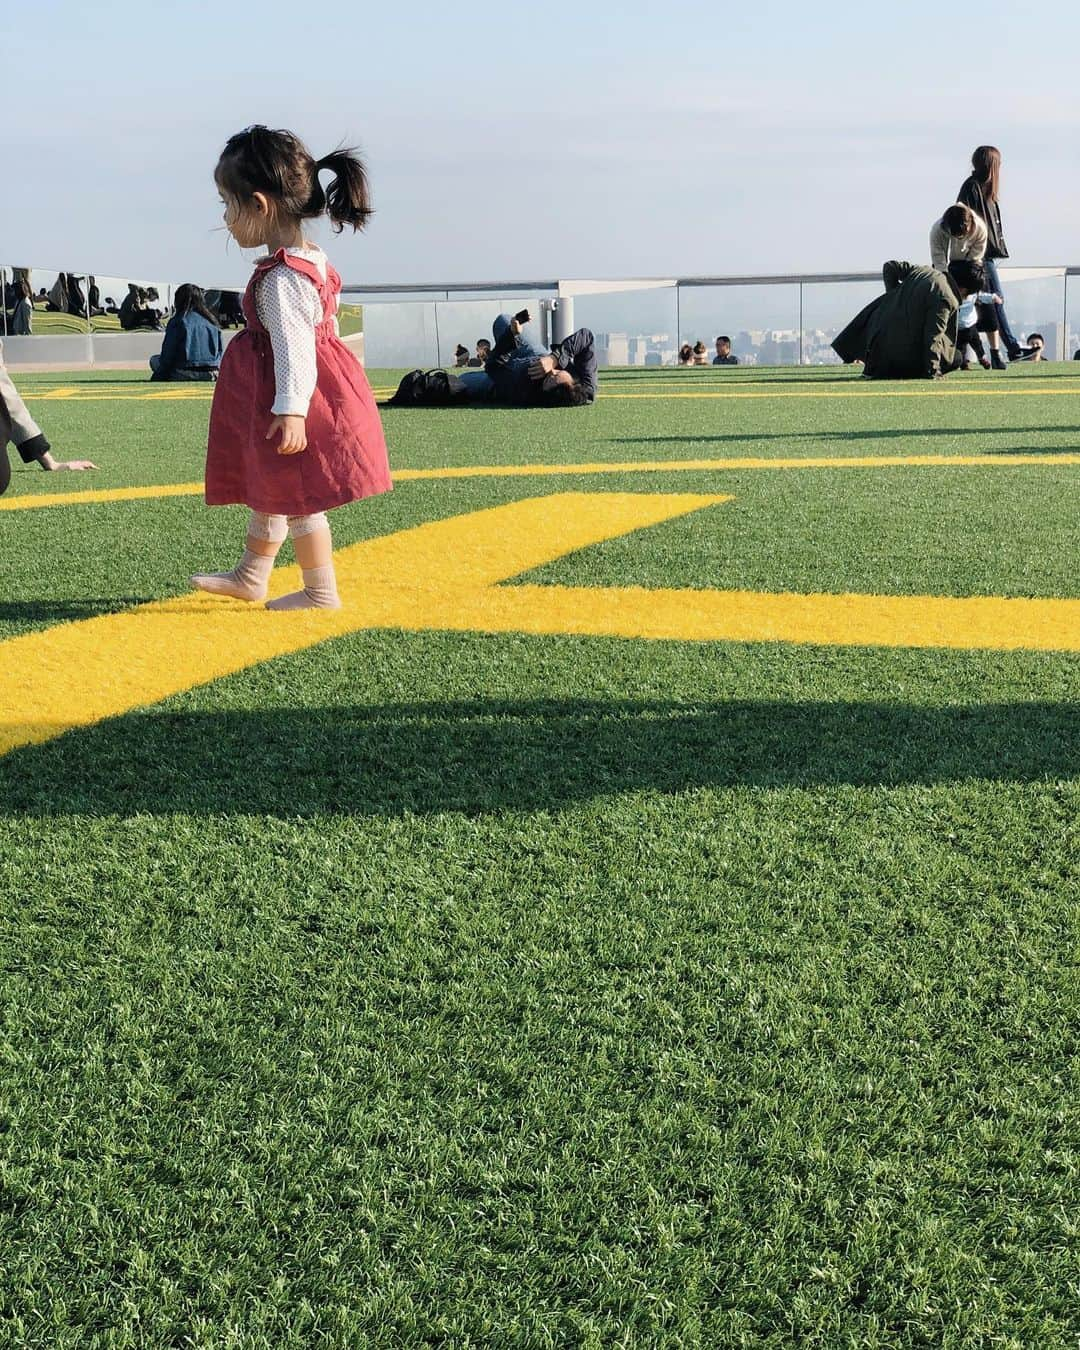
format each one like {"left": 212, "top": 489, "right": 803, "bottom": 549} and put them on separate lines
{"left": 205, "top": 248, "right": 392, "bottom": 517}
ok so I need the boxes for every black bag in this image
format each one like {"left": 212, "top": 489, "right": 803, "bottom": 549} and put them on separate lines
{"left": 384, "top": 368, "right": 468, "bottom": 407}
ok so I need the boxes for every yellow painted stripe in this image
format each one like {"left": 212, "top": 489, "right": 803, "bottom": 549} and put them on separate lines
{"left": 2, "top": 490, "right": 1078, "bottom": 760}
{"left": 482, "top": 585, "right": 1080, "bottom": 653}
{"left": 0, "top": 482, "right": 206, "bottom": 511}
{"left": 0, "top": 492, "right": 729, "bottom": 756}
{"left": 20, "top": 382, "right": 1080, "bottom": 403}
{"left": 603, "top": 386, "right": 1080, "bottom": 400}
{"left": 2, "top": 452, "right": 1077, "bottom": 512}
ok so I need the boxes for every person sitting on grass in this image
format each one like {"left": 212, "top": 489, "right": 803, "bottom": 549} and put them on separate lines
{"left": 467, "top": 338, "right": 491, "bottom": 367}
{"left": 149, "top": 283, "right": 223, "bottom": 382}
{"left": 0, "top": 345, "right": 97, "bottom": 495}
{"left": 453, "top": 344, "right": 470, "bottom": 367}
{"left": 9, "top": 280, "right": 34, "bottom": 336}
{"left": 832, "top": 259, "right": 985, "bottom": 379}
{"left": 1016, "top": 332, "right": 1045, "bottom": 362}
{"left": 692, "top": 341, "right": 709, "bottom": 365}
{"left": 677, "top": 343, "right": 694, "bottom": 366}
{"left": 713, "top": 335, "right": 738, "bottom": 365}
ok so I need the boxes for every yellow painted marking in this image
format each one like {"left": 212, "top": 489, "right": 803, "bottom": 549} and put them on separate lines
{"left": 0, "top": 482, "right": 205, "bottom": 511}
{"left": 2, "top": 452, "right": 1077, "bottom": 512}
{"left": 604, "top": 386, "right": 1080, "bottom": 400}
{"left": 2, "top": 491, "right": 1079, "bottom": 759}
{"left": 19, "top": 382, "right": 1080, "bottom": 403}
{"left": 0, "top": 493, "right": 726, "bottom": 756}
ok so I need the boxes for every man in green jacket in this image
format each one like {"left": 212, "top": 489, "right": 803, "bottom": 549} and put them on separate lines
{"left": 833, "top": 259, "right": 984, "bottom": 379}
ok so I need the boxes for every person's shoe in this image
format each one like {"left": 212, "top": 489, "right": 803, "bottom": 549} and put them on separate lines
{"left": 990, "top": 351, "right": 1008, "bottom": 371}
{"left": 1011, "top": 346, "right": 1037, "bottom": 362}
{"left": 979, "top": 356, "right": 992, "bottom": 370}
{"left": 961, "top": 360, "right": 973, "bottom": 371}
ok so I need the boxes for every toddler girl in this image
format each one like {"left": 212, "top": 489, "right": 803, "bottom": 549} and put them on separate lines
{"left": 193, "top": 125, "right": 391, "bottom": 609}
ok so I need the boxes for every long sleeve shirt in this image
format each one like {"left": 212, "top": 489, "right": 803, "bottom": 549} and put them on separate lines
{"left": 929, "top": 211, "right": 988, "bottom": 270}
{"left": 255, "top": 247, "right": 327, "bottom": 416}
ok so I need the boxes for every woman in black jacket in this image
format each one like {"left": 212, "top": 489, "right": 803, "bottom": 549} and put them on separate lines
{"left": 957, "top": 146, "right": 1023, "bottom": 367}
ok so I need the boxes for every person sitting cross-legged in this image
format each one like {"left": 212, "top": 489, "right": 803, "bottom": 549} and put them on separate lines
{"left": 149, "top": 283, "right": 223, "bottom": 382}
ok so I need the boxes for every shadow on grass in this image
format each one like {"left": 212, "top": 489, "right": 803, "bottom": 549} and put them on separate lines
{"left": 2, "top": 698, "right": 1076, "bottom": 817}
{"left": 0, "top": 598, "right": 153, "bottom": 624}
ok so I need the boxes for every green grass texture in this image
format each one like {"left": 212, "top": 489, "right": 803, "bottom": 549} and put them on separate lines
{"left": 0, "top": 364, "right": 1078, "bottom": 1347}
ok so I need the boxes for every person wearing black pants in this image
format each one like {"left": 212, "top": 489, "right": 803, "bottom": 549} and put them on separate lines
{"left": 957, "top": 145, "right": 1022, "bottom": 367}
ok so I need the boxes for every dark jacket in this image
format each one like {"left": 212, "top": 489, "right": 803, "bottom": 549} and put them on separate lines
{"left": 152, "top": 311, "right": 223, "bottom": 379}
{"left": 485, "top": 325, "right": 598, "bottom": 404}
{"left": 832, "top": 261, "right": 961, "bottom": 378}
{"left": 957, "top": 175, "right": 1008, "bottom": 260}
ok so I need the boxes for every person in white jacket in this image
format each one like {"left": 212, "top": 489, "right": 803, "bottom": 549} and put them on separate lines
{"left": 930, "top": 203, "right": 988, "bottom": 271}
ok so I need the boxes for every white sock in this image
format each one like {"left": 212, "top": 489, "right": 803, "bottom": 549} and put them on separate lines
{"left": 191, "top": 549, "right": 276, "bottom": 601}
{"left": 265, "top": 564, "right": 341, "bottom": 611}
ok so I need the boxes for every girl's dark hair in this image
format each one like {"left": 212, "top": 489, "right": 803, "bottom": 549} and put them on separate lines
{"left": 216, "top": 125, "right": 373, "bottom": 233}
{"left": 174, "top": 283, "right": 220, "bottom": 326}
{"left": 693, "top": 341, "right": 706, "bottom": 353}
{"left": 971, "top": 145, "right": 1001, "bottom": 202}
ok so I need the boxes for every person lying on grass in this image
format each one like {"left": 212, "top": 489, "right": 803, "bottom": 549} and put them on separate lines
{"left": 832, "top": 259, "right": 985, "bottom": 379}
{"left": 453, "top": 310, "right": 596, "bottom": 406}
{"left": 0, "top": 347, "right": 97, "bottom": 496}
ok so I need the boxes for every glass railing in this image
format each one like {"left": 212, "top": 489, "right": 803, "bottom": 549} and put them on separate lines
{"left": 4, "top": 265, "right": 1079, "bottom": 368}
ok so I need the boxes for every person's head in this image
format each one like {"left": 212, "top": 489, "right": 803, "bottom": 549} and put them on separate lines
{"left": 1027, "top": 333, "right": 1045, "bottom": 357}
{"left": 174, "top": 283, "right": 219, "bottom": 325}
{"left": 16, "top": 279, "right": 31, "bottom": 301}
{"left": 715, "top": 335, "right": 731, "bottom": 355}
{"left": 947, "top": 259, "right": 986, "bottom": 297}
{"left": 693, "top": 341, "right": 706, "bottom": 355}
{"left": 476, "top": 338, "right": 491, "bottom": 357}
{"left": 539, "top": 373, "right": 589, "bottom": 406}
{"left": 454, "top": 343, "right": 469, "bottom": 363}
{"left": 679, "top": 343, "right": 693, "bottom": 363}
{"left": 943, "top": 203, "right": 974, "bottom": 237}
{"left": 215, "top": 125, "right": 373, "bottom": 248}
{"left": 971, "top": 145, "right": 1001, "bottom": 201}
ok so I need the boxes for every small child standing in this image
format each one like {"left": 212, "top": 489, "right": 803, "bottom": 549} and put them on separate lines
{"left": 193, "top": 125, "right": 392, "bottom": 610}
{"left": 956, "top": 287, "right": 1003, "bottom": 371}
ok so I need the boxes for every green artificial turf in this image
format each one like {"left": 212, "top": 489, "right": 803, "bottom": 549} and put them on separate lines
{"left": 0, "top": 365, "right": 1078, "bottom": 1346}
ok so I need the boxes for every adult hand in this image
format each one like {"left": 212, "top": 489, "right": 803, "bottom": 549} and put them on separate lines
{"left": 509, "top": 318, "right": 523, "bottom": 336}
{"left": 529, "top": 355, "right": 556, "bottom": 380}
{"left": 39, "top": 452, "right": 97, "bottom": 471}
{"left": 267, "top": 415, "right": 307, "bottom": 455}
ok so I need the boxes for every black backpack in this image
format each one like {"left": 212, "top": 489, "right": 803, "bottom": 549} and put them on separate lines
{"left": 384, "top": 368, "right": 468, "bottom": 407}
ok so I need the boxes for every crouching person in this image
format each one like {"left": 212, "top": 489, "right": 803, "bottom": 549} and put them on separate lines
{"left": 833, "top": 259, "right": 985, "bottom": 379}
{"left": 150, "top": 284, "right": 223, "bottom": 382}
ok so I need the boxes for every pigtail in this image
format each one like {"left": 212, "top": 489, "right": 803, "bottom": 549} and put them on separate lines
{"left": 312, "top": 148, "right": 374, "bottom": 233}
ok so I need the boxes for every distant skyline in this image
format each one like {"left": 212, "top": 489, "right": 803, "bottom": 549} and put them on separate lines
{"left": 5, "top": 1, "right": 1080, "bottom": 286}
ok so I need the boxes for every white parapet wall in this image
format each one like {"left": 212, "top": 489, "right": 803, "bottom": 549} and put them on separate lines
{"left": 1, "top": 329, "right": 364, "bottom": 371}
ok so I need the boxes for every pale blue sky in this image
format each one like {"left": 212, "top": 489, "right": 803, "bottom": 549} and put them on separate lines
{"left": 4, "top": 0, "right": 1079, "bottom": 286}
